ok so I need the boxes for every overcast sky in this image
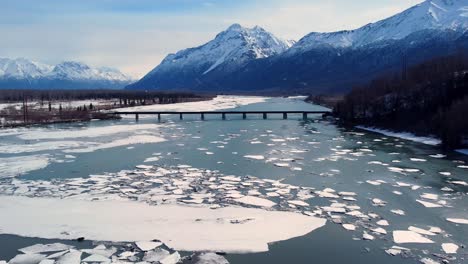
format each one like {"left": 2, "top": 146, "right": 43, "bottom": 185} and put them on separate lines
{"left": 1, "top": 0, "right": 424, "bottom": 78}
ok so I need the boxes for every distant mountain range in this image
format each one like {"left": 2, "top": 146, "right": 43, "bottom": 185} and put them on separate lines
{"left": 128, "top": 0, "right": 468, "bottom": 94}
{"left": 0, "top": 58, "right": 133, "bottom": 89}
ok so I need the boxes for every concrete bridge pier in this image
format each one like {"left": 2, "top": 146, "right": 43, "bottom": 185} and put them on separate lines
{"left": 179, "top": 113, "right": 183, "bottom": 120}
{"left": 263, "top": 113, "right": 267, "bottom": 119}
{"left": 283, "top": 113, "right": 288, "bottom": 119}
{"left": 201, "top": 113, "right": 205, "bottom": 120}
{"left": 135, "top": 114, "right": 139, "bottom": 121}
{"left": 243, "top": 113, "right": 247, "bottom": 119}
{"left": 222, "top": 113, "right": 226, "bottom": 120}
{"left": 303, "top": 113, "right": 308, "bottom": 120}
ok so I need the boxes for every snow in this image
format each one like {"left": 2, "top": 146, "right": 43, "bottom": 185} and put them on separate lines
{"left": 18, "top": 124, "right": 162, "bottom": 140}
{"left": 0, "top": 195, "right": 326, "bottom": 253}
{"left": 115, "top": 95, "right": 268, "bottom": 114}
{"left": 0, "top": 155, "right": 49, "bottom": 178}
{"left": 64, "top": 135, "right": 166, "bottom": 153}
{"left": 146, "top": 24, "right": 292, "bottom": 78}
{"left": 355, "top": 126, "right": 441, "bottom": 146}
{"left": 441, "top": 243, "right": 459, "bottom": 254}
{"left": 234, "top": 196, "right": 276, "bottom": 208}
{"left": 393, "top": 230, "right": 434, "bottom": 244}
{"left": 0, "top": 58, "right": 132, "bottom": 81}
{"left": 288, "top": 0, "right": 468, "bottom": 52}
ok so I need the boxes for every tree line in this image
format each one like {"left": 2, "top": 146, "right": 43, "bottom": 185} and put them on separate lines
{"left": 0, "top": 89, "right": 212, "bottom": 105}
{"left": 334, "top": 53, "right": 468, "bottom": 149}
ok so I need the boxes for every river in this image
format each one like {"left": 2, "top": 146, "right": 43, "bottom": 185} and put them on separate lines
{"left": 0, "top": 96, "right": 466, "bottom": 264}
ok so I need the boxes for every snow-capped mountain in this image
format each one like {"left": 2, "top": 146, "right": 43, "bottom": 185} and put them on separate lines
{"left": 127, "top": 0, "right": 468, "bottom": 93}
{"left": 290, "top": 0, "right": 468, "bottom": 53}
{"left": 0, "top": 58, "right": 53, "bottom": 79}
{"left": 0, "top": 58, "right": 133, "bottom": 89}
{"left": 127, "top": 24, "right": 293, "bottom": 90}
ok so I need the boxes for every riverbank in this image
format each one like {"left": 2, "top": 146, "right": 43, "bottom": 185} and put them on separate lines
{"left": 0, "top": 90, "right": 213, "bottom": 128}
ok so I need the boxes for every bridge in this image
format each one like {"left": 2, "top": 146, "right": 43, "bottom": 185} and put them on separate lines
{"left": 113, "top": 110, "right": 332, "bottom": 121}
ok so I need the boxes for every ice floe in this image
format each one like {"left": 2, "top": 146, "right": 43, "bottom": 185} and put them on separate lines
{"left": 393, "top": 230, "right": 434, "bottom": 244}
{"left": 0, "top": 155, "right": 50, "bottom": 178}
{"left": 441, "top": 243, "right": 459, "bottom": 254}
{"left": 0, "top": 195, "right": 326, "bottom": 253}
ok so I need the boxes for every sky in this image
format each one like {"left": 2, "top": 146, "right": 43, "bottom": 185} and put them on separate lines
{"left": 0, "top": 0, "right": 424, "bottom": 78}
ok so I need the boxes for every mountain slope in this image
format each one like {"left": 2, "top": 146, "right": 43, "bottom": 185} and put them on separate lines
{"left": 0, "top": 58, "right": 133, "bottom": 89}
{"left": 289, "top": 0, "right": 468, "bottom": 53}
{"left": 127, "top": 24, "right": 293, "bottom": 90}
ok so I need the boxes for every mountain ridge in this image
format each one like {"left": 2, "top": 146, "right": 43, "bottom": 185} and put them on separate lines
{"left": 0, "top": 58, "right": 133, "bottom": 89}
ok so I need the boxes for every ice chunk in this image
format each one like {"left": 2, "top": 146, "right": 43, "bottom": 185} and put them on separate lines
{"left": 376, "top": 220, "right": 389, "bottom": 226}
{"left": 446, "top": 218, "right": 468, "bottom": 224}
{"left": 288, "top": 200, "right": 309, "bottom": 207}
{"left": 371, "top": 227, "right": 387, "bottom": 235}
{"left": 244, "top": 155, "right": 265, "bottom": 160}
{"left": 195, "top": 252, "right": 229, "bottom": 264}
{"left": 159, "top": 252, "right": 180, "bottom": 264}
{"left": 273, "top": 163, "right": 289, "bottom": 168}
{"left": 371, "top": 198, "right": 386, "bottom": 207}
{"left": 342, "top": 224, "right": 356, "bottom": 231}
{"left": 38, "top": 260, "right": 54, "bottom": 264}
{"left": 408, "top": 226, "right": 436, "bottom": 236}
{"left": 393, "top": 231, "right": 434, "bottom": 244}
{"left": 9, "top": 254, "right": 46, "bottom": 264}
{"left": 362, "top": 232, "right": 374, "bottom": 240}
{"left": 56, "top": 251, "right": 81, "bottom": 264}
{"left": 135, "top": 241, "right": 163, "bottom": 251}
{"left": 19, "top": 244, "right": 73, "bottom": 254}
{"left": 419, "top": 258, "right": 439, "bottom": 264}
{"left": 416, "top": 200, "right": 442, "bottom": 208}
{"left": 420, "top": 193, "right": 438, "bottom": 200}
{"left": 82, "top": 255, "right": 110, "bottom": 263}
{"left": 143, "top": 248, "right": 170, "bottom": 262}
{"left": 391, "top": 209, "right": 405, "bottom": 216}
{"left": 234, "top": 196, "right": 276, "bottom": 208}
{"left": 441, "top": 243, "right": 458, "bottom": 254}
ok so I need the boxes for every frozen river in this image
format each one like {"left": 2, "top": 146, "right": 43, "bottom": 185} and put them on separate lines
{"left": 0, "top": 96, "right": 467, "bottom": 264}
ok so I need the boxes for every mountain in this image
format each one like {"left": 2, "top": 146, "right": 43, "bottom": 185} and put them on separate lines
{"left": 288, "top": 0, "right": 467, "bottom": 52}
{"left": 126, "top": 24, "right": 293, "bottom": 90}
{"left": 0, "top": 58, "right": 133, "bottom": 89}
{"left": 127, "top": 0, "right": 468, "bottom": 94}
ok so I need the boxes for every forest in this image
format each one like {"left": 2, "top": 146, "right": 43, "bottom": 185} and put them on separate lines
{"left": 334, "top": 53, "right": 468, "bottom": 149}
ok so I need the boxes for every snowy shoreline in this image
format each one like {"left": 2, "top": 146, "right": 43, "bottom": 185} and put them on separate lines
{"left": 355, "top": 126, "right": 442, "bottom": 146}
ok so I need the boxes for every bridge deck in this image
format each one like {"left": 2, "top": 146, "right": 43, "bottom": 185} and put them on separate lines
{"left": 115, "top": 111, "right": 330, "bottom": 114}
{"left": 113, "top": 110, "right": 332, "bottom": 121}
